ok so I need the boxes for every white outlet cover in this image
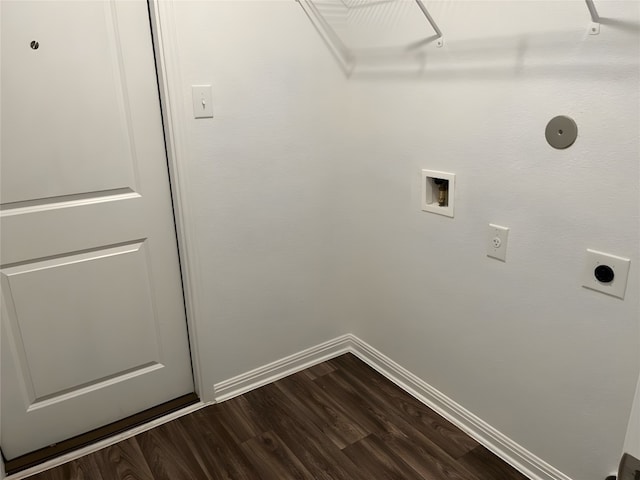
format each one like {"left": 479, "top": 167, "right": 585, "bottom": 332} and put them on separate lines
{"left": 487, "top": 224, "right": 509, "bottom": 262}
{"left": 582, "top": 249, "right": 631, "bottom": 299}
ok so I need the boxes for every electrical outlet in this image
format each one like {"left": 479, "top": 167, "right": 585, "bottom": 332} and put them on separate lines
{"left": 487, "top": 224, "right": 509, "bottom": 262}
{"left": 582, "top": 249, "right": 630, "bottom": 299}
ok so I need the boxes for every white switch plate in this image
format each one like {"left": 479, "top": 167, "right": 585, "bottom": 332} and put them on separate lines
{"left": 192, "top": 85, "right": 213, "bottom": 119}
{"left": 487, "top": 224, "right": 509, "bottom": 262}
{"left": 582, "top": 249, "right": 630, "bottom": 299}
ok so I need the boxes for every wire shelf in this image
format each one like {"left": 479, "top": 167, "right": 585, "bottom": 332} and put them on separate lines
{"left": 297, "top": 0, "right": 602, "bottom": 75}
{"left": 297, "top": 0, "right": 444, "bottom": 74}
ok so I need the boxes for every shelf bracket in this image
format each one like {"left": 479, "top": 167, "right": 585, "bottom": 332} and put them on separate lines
{"left": 415, "top": 0, "right": 444, "bottom": 47}
{"left": 585, "top": 0, "right": 600, "bottom": 35}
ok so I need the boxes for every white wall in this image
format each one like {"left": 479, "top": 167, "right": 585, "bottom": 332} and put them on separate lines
{"left": 163, "top": 1, "right": 639, "bottom": 480}
{"left": 624, "top": 374, "right": 640, "bottom": 458}
{"left": 337, "top": 2, "right": 640, "bottom": 479}
{"left": 166, "top": 0, "right": 355, "bottom": 388}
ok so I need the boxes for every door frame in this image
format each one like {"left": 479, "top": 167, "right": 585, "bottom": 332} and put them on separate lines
{"left": 0, "top": 0, "right": 210, "bottom": 475}
{"left": 147, "top": 0, "right": 209, "bottom": 404}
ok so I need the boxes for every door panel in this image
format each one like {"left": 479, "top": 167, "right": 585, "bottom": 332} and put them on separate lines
{"left": 1, "top": 0, "right": 195, "bottom": 459}
{"left": 1, "top": 1, "right": 136, "bottom": 205}
{"left": 1, "top": 241, "right": 161, "bottom": 401}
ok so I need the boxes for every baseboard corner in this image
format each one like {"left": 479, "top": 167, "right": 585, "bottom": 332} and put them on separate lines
{"left": 346, "top": 335, "right": 573, "bottom": 480}
{"left": 211, "top": 333, "right": 572, "bottom": 480}
{"left": 213, "top": 333, "right": 355, "bottom": 403}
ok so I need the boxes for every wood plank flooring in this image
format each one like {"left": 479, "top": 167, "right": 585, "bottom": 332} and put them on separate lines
{"left": 26, "top": 354, "right": 530, "bottom": 480}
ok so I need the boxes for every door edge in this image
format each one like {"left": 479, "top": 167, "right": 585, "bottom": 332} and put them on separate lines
{"left": 147, "top": 0, "right": 212, "bottom": 403}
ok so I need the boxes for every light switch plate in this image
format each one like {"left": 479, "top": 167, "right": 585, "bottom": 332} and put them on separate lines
{"left": 582, "top": 249, "right": 630, "bottom": 299}
{"left": 192, "top": 85, "right": 213, "bottom": 119}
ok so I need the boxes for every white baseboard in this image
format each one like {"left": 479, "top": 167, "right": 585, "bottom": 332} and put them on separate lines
{"left": 347, "top": 335, "right": 573, "bottom": 480}
{"left": 213, "top": 334, "right": 353, "bottom": 402}
{"left": 4, "top": 401, "right": 207, "bottom": 480}
{"left": 5, "top": 334, "right": 573, "bottom": 480}
{"left": 213, "top": 333, "right": 573, "bottom": 480}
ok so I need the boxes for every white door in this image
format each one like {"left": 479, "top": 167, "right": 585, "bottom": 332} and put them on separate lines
{"left": 0, "top": 0, "right": 195, "bottom": 459}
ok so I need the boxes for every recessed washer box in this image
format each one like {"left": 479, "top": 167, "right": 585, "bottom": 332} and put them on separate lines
{"left": 582, "top": 249, "right": 631, "bottom": 299}
{"left": 421, "top": 170, "right": 455, "bottom": 218}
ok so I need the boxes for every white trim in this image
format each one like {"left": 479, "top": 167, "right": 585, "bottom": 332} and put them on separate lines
{"left": 147, "top": 0, "right": 210, "bottom": 402}
{"left": 4, "top": 401, "right": 208, "bottom": 480}
{"left": 0, "top": 0, "right": 203, "bottom": 475}
{"left": 1, "top": 3, "right": 5, "bottom": 474}
{"left": 347, "top": 335, "right": 573, "bottom": 480}
{"left": 214, "top": 333, "right": 573, "bottom": 480}
{"left": 2, "top": 334, "right": 576, "bottom": 480}
{"left": 214, "top": 335, "right": 353, "bottom": 402}
{"left": 1, "top": 3, "right": 208, "bottom": 477}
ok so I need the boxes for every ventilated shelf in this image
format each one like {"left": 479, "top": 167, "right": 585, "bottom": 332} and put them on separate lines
{"left": 297, "top": 0, "right": 601, "bottom": 75}
{"left": 297, "top": 0, "right": 443, "bottom": 74}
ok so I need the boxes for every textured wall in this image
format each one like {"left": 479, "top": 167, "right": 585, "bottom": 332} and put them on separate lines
{"left": 168, "top": 0, "right": 355, "bottom": 386}
{"left": 337, "top": 2, "right": 640, "bottom": 479}
{"left": 164, "top": 1, "right": 640, "bottom": 479}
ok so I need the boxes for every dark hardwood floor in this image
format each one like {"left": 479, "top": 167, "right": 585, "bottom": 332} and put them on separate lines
{"left": 27, "top": 354, "right": 530, "bottom": 480}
